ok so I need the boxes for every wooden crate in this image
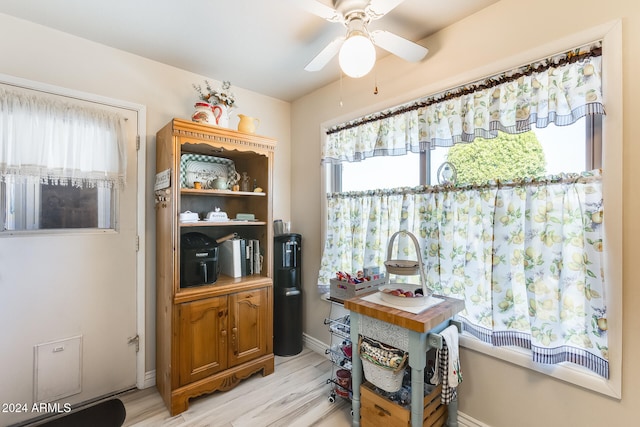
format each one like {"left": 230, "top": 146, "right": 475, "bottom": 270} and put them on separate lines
{"left": 329, "top": 277, "right": 386, "bottom": 302}
{"left": 360, "top": 381, "right": 447, "bottom": 427}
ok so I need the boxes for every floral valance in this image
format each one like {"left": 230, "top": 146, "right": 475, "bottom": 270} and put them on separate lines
{"left": 0, "top": 87, "right": 127, "bottom": 188}
{"left": 322, "top": 42, "right": 604, "bottom": 164}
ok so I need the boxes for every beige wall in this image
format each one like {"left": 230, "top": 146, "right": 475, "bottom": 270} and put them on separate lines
{"left": 2, "top": 0, "right": 639, "bottom": 424}
{"left": 292, "top": 0, "right": 639, "bottom": 426}
{"left": 0, "top": 12, "right": 291, "bottom": 424}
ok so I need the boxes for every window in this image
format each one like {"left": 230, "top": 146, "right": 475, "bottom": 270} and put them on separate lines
{"left": 1, "top": 178, "right": 115, "bottom": 231}
{"left": 333, "top": 116, "right": 599, "bottom": 193}
{"left": 339, "top": 152, "right": 421, "bottom": 192}
{"left": 320, "top": 29, "right": 622, "bottom": 397}
{"left": 0, "top": 85, "right": 125, "bottom": 233}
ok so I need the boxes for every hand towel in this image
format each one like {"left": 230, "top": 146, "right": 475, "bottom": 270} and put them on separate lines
{"left": 429, "top": 324, "right": 462, "bottom": 405}
{"left": 440, "top": 324, "right": 462, "bottom": 387}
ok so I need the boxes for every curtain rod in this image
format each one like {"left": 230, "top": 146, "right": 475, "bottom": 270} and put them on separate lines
{"left": 327, "top": 171, "right": 601, "bottom": 199}
{"left": 327, "top": 44, "right": 602, "bottom": 136}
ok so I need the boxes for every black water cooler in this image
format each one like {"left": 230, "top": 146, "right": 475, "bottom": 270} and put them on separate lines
{"left": 273, "top": 233, "right": 303, "bottom": 356}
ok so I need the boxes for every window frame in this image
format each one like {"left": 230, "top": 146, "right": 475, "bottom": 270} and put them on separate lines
{"left": 1, "top": 180, "right": 119, "bottom": 232}
{"left": 332, "top": 116, "right": 600, "bottom": 192}
{"left": 321, "top": 20, "right": 623, "bottom": 398}
{"left": 0, "top": 84, "right": 123, "bottom": 235}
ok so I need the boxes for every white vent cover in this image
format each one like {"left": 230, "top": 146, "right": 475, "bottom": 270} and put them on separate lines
{"left": 34, "top": 335, "right": 82, "bottom": 402}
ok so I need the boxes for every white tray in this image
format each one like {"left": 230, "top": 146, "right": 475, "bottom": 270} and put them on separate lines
{"left": 361, "top": 292, "right": 443, "bottom": 314}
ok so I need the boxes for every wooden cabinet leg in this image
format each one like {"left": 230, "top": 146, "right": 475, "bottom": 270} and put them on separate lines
{"left": 171, "top": 396, "right": 189, "bottom": 416}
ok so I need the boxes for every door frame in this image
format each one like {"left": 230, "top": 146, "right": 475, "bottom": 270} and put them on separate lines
{"left": 0, "top": 72, "right": 147, "bottom": 389}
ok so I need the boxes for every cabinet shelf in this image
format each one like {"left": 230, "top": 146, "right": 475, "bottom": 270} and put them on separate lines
{"left": 174, "top": 274, "right": 271, "bottom": 304}
{"left": 181, "top": 188, "right": 266, "bottom": 197}
{"left": 180, "top": 221, "right": 267, "bottom": 228}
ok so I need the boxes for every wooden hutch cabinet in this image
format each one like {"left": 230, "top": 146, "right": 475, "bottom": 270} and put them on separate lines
{"left": 155, "top": 118, "right": 275, "bottom": 415}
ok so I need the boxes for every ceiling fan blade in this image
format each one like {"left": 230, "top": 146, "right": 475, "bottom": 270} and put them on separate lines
{"left": 370, "top": 30, "right": 428, "bottom": 62}
{"left": 299, "top": 0, "right": 344, "bottom": 23}
{"left": 304, "top": 36, "right": 346, "bottom": 72}
{"left": 366, "top": 0, "right": 406, "bottom": 20}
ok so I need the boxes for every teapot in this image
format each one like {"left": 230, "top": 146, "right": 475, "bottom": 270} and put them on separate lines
{"left": 209, "top": 171, "right": 240, "bottom": 191}
{"left": 209, "top": 176, "right": 228, "bottom": 190}
{"left": 237, "top": 114, "right": 260, "bottom": 134}
{"left": 192, "top": 102, "right": 223, "bottom": 126}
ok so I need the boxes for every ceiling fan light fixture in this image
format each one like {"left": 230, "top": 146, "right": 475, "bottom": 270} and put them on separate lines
{"left": 339, "top": 31, "right": 376, "bottom": 78}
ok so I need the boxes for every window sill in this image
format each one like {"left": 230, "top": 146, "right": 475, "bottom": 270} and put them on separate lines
{"left": 0, "top": 228, "right": 117, "bottom": 237}
{"left": 460, "top": 333, "right": 620, "bottom": 399}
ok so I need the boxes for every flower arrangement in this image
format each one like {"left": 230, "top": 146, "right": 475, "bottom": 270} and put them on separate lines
{"left": 193, "top": 80, "right": 236, "bottom": 108}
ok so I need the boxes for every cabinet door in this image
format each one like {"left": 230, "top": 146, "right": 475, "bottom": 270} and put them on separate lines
{"left": 229, "top": 288, "right": 271, "bottom": 367}
{"left": 178, "top": 296, "right": 228, "bottom": 386}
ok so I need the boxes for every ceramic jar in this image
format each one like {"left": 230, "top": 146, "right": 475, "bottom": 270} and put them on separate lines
{"left": 191, "top": 102, "right": 222, "bottom": 126}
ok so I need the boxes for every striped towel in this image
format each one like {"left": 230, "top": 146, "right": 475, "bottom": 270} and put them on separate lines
{"left": 430, "top": 325, "right": 462, "bottom": 404}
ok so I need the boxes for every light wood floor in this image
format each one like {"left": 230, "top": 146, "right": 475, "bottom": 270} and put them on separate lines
{"left": 119, "top": 348, "right": 353, "bottom": 427}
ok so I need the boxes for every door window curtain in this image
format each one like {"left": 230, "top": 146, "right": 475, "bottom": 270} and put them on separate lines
{"left": 318, "top": 171, "right": 607, "bottom": 377}
{"left": 0, "top": 87, "right": 126, "bottom": 188}
{"left": 322, "top": 42, "right": 603, "bottom": 163}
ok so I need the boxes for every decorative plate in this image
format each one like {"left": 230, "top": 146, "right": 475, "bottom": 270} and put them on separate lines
{"left": 180, "top": 154, "right": 238, "bottom": 189}
{"left": 437, "top": 161, "right": 458, "bottom": 185}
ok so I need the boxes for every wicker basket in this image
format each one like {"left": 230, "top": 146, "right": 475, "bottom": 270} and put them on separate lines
{"left": 359, "top": 336, "right": 407, "bottom": 393}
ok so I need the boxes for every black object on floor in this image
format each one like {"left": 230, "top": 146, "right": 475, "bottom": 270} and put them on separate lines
{"left": 37, "top": 399, "right": 125, "bottom": 427}
{"left": 273, "top": 233, "right": 303, "bottom": 356}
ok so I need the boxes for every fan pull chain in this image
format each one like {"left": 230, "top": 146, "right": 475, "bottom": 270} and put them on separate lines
{"left": 339, "top": 71, "right": 344, "bottom": 107}
{"left": 373, "top": 67, "right": 379, "bottom": 95}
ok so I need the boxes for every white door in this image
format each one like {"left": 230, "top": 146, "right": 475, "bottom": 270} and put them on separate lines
{"left": 0, "top": 87, "right": 140, "bottom": 416}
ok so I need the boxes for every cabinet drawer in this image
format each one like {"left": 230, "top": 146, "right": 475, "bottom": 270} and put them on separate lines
{"left": 360, "top": 382, "right": 447, "bottom": 427}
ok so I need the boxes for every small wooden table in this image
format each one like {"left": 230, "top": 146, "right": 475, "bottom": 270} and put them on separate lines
{"left": 345, "top": 294, "right": 464, "bottom": 427}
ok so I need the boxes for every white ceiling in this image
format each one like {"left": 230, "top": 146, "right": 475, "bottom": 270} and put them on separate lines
{"left": 0, "top": 0, "right": 498, "bottom": 102}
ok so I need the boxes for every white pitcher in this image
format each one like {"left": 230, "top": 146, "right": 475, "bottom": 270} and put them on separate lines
{"left": 191, "top": 102, "right": 222, "bottom": 126}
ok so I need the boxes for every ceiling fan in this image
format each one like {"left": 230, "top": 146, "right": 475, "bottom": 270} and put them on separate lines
{"left": 303, "top": 0, "right": 429, "bottom": 77}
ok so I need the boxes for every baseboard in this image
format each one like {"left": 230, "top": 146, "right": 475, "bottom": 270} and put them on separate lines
{"left": 303, "top": 333, "right": 329, "bottom": 358}
{"left": 458, "top": 411, "right": 491, "bottom": 427}
{"left": 141, "top": 370, "right": 156, "bottom": 389}
{"left": 303, "top": 335, "right": 490, "bottom": 427}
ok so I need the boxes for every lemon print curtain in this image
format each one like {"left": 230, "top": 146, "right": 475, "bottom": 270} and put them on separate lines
{"left": 318, "top": 170, "right": 607, "bottom": 377}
